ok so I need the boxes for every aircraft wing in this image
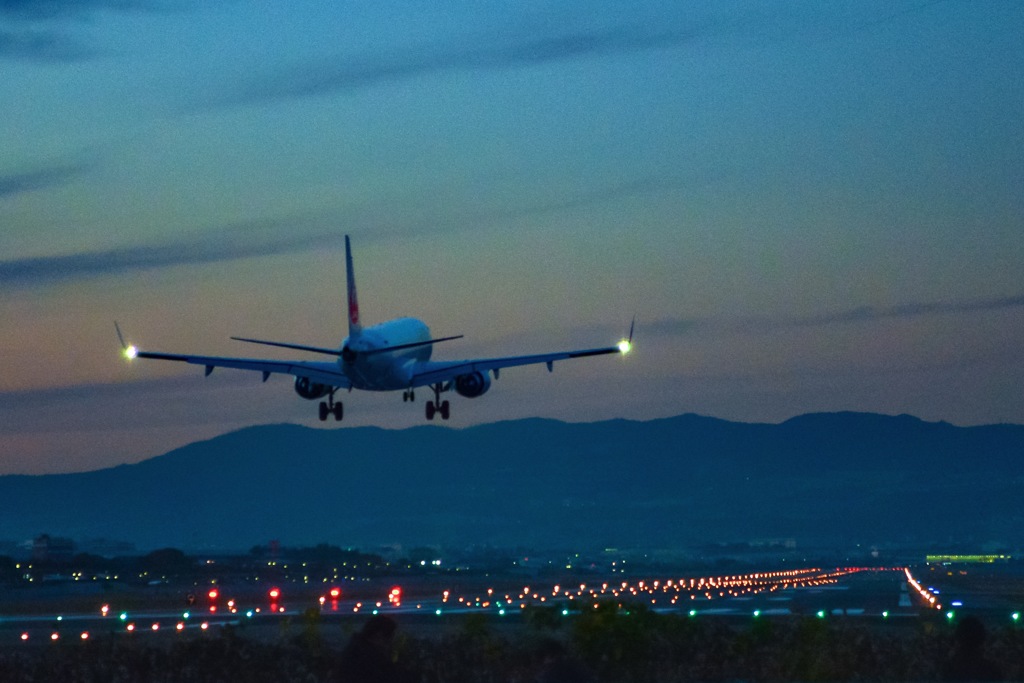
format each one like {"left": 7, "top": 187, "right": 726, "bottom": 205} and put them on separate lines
{"left": 132, "top": 350, "right": 352, "bottom": 388}
{"left": 409, "top": 343, "right": 625, "bottom": 388}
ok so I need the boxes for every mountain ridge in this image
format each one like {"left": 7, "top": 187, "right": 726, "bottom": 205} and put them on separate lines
{"left": 1, "top": 412, "right": 1021, "bottom": 552}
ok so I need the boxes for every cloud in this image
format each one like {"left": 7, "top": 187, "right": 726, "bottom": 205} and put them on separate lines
{"left": 0, "top": 173, "right": 679, "bottom": 288}
{"left": 218, "top": 25, "right": 696, "bottom": 107}
{"left": 648, "top": 295, "right": 1024, "bottom": 337}
{"left": 0, "top": 0, "right": 159, "bottom": 19}
{"left": 0, "top": 220, "right": 344, "bottom": 288}
{"left": 0, "top": 0, "right": 180, "bottom": 61}
{"left": 0, "top": 28, "right": 96, "bottom": 61}
{"left": 0, "top": 163, "right": 87, "bottom": 198}
{"left": 785, "top": 296, "right": 1024, "bottom": 327}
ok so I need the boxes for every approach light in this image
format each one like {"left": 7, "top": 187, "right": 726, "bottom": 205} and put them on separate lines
{"left": 617, "top": 339, "right": 631, "bottom": 355}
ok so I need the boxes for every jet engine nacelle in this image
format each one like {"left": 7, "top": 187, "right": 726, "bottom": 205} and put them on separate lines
{"left": 294, "top": 376, "right": 331, "bottom": 400}
{"left": 454, "top": 371, "right": 491, "bottom": 398}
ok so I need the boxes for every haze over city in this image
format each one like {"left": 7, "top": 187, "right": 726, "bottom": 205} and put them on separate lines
{"left": 2, "top": 0, "right": 1022, "bottom": 474}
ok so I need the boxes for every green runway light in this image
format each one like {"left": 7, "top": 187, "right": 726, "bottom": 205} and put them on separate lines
{"left": 753, "top": 610, "right": 761, "bottom": 618}
{"left": 119, "top": 613, "right": 127, "bottom": 621}
{"left": 882, "top": 611, "right": 889, "bottom": 619}
{"left": 435, "top": 609, "right": 442, "bottom": 616}
{"left": 1012, "top": 612, "right": 1020, "bottom": 622}
{"left": 816, "top": 610, "right": 826, "bottom": 619}
{"left": 689, "top": 610, "right": 697, "bottom": 617}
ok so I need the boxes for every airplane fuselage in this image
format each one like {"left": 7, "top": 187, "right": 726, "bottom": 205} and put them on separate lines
{"left": 341, "top": 317, "right": 431, "bottom": 391}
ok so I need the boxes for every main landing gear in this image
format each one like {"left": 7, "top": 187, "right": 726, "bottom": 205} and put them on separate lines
{"left": 318, "top": 389, "right": 343, "bottom": 422}
{"left": 424, "top": 382, "right": 450, "bottom": 421}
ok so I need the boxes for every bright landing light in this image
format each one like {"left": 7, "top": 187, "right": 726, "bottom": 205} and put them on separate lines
{"left": 124, "top": 345, "right": 138, "bottom": 360}
{"left": 617, "top": 340, "right": 632, "bottom": 354}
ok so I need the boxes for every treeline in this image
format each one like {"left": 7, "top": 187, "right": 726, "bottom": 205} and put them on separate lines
{"left": 3, "top": 607, "right": 1024, "bottom": 682}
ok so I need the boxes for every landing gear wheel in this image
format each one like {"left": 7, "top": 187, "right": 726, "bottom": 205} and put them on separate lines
{"left": 318, "top": 402, "right": 329, "bottom": 422}
{"left": 333, "top": 403, "right": 344, "bottom": 421}
{"left": 424, "top": 382, "right": 450, "bottom": 421}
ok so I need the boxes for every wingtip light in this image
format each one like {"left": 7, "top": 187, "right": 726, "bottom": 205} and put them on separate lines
{"left": 617, "top": 339, "right": 631, "bottom": 355}
{"left": 124, "top": 345, "right": 138, "bottom": 360}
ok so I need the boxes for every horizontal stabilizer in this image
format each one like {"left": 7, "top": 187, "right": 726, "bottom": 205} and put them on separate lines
{"left": 231, "top": 337, "right": 343, "bottom": 356}
{"left": 362, "top": 334, "right": 464, "bottom": 357}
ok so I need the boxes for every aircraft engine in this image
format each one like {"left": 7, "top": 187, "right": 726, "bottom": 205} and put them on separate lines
{"left": 454, "top": 371, "right": 491, "bottom": 398}
{"left": 294, "top": 376, "right": 331, "bottom": 400}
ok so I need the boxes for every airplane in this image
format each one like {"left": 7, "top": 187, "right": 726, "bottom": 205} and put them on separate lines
{"left": 117, "top": 235, "right": 633, "bottom": 422}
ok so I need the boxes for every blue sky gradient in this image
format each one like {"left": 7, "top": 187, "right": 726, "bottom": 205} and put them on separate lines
{"left": 2, "top": 0, "right": 1022, "bottom": 473}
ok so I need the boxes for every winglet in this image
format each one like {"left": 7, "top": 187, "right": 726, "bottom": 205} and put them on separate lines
{"left": 114, "top": 321, "right": 138, "bottom": 359}
{"left": 345, "top": 235, "right": 362, "bottom": 337}
{"left": 617, "top": 316, "right": 635, "bottom": 355}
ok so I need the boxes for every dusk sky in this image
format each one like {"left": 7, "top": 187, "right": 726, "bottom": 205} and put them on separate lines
{"left": 2, "top": 1, "right": 1022, "bottom": 474}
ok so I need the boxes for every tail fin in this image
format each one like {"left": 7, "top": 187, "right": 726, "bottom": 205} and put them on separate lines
{"left": 345, "top": 235, "right": 363, "bottom": 337}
